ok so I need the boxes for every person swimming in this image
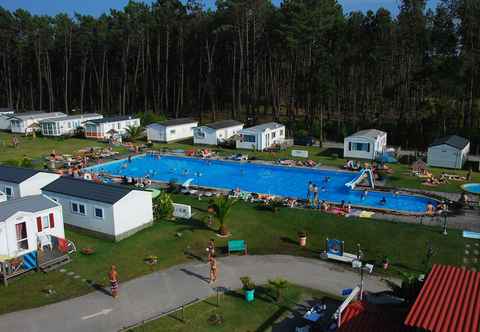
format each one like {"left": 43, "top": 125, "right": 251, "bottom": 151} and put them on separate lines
{"left": 380, "top": 197, "right": 387, "bottom": 205}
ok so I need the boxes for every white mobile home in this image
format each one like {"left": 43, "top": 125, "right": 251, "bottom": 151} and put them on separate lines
{"left": 84, "top": 116, "right": 141, "bottom": 140}
{"left": 0, "top": 195, "right": 65, "bottom": 258}
{"left": 236, "top": 122, "right": 285, "bottom": 151}
{"left": 40, "top": 113, "right": 103, "bottom": 137}
{"left": 193, "top": 120, "right": 244, "bottom": 145}
{"left": 42, "top": 177, "right": 153, "bottom": 241}
{"left": 0, "top": 191, "right": 6, "bottom": 203}
{"left": 10, "top": 111, "right": 66, "bottom": 134}
{"left": 427, "top": 135, "right": 470, "bottom": 169}
{"left": 0, "top": 166, "right": 60, "bottom": 200}
{"left": 0, "top": 108, "right": 15, "bottom": 130}
{"left": 147, "top": 118, "right": 198, "bottom": 143}
{"left": 344, "top": 129, "right": 387, "bottom": 160}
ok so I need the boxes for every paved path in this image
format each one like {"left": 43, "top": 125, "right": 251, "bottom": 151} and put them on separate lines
{"left": 0, "top": 255, "right": 395, "bottom": 332}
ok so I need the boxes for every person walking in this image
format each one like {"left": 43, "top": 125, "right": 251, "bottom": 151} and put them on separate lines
{"left": 207, "top": 239, "right": 215, "bottom": 261}
{"left": 209, "top": 257, "right": 218, "bottom": 284}
{"left": 108, "top": 265, "right": 119, "bottom": 298}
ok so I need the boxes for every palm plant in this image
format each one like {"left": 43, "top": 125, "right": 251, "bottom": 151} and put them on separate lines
{"left": 268, "top": 278, "right": 289, "bottom": 302}
{"left": 153, "top": 192, "right": 174, "bottom": 220}
{"left": 208, "top": 195, "right": 237, "bottom": 235}
{"left": 125, "top": 125, "right": 144, "bottom": 141}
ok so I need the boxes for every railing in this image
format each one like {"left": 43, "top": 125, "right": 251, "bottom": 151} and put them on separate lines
{"left": 118, "top": 288, "right": 226, "bottom": 331}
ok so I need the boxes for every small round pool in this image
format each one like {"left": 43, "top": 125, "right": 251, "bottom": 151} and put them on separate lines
{"left": 461, "top": 183, "right": 480, "bottom": 194}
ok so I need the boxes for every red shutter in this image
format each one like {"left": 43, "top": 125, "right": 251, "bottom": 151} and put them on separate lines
{"left": 49, "top": 213, "right": 55, "bottom": 228}
{"left": 36, "top": 216, "right": 42, "bottom": 232}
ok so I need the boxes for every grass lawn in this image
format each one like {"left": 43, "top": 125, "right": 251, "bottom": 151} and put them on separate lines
{"left": 130, "top": 284, "right": 339, "bottom": 332}
{"left": 0, "top": 195, "right": 476, "bottom": 315}
{"left": 0, "top": 131, "right": 127, "bottom": 164}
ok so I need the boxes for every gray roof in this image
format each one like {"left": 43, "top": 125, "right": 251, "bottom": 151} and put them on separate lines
{"left": 40, "top": 113, "right": 102, "bottom": 123}
{"left": 430, "top": 135, "right": 469, "bottom": 150}
{"left": 0, "top": 165, "right": 42, "bottom": 183}
{"left": 155, "top": 118, "right": 197, "bottom": 127}
{"left": 10, "top": 112, "right": 65, "bottom": 121}
{"left": 42, "top": 177, "right": 134, "bottom": 204}
{"left": 241, "top": 122, "right": 284, "bottom": 132}
{"left": 205, "top": 120, "right": 243, "bottom": 130}
{"left": 0, "top": 195, "right": 59, "bottom": 221}
{"left": 85, "top": 116, "right": 138, "bottom": 124}
{"left": 0, "top": 107, "right": 14, "bottom": 114}
{"left": 348, "top": 129, "right": 386, "bottom": 139}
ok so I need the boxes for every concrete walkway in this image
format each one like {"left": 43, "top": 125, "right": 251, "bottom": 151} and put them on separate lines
{"left": 0, "top": 255, "right": 395, "bottom": 332}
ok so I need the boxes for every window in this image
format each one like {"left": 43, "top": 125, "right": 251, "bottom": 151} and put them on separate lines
{"left": 71, "top": 201, "right": 86, "bottom": 215}
{"left": 280, "top": 129, "right": 284, "bottom": 136}
{"left": 42, "top": 215, "right": 50, "bottom": 229}
{"left": 170, "top": 129, "right": 176, "bottom": 134}
{"left": 242, "top": 135, "right": 256, "bottom": 143}
{"left": 351, "top": 142, "right": 370, "bottom": 152}
{"left": 4, "top": 186, "right": 13, "bottom": 199}
{"left": 15, "top": 222, "right": 28, "bottom": 250}
{"left": 94, "top": 207, "right": 104, "bottom": 219}
{"left": 272, "top": 131, "right": 276, "bottom": 138}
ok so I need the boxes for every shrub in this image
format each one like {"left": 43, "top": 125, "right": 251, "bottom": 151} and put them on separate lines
{"left": 153, "top": 192, "right": 174, "bottom": 220}
{"left": 240, "top": 276, "right": 255, "bottom": 290}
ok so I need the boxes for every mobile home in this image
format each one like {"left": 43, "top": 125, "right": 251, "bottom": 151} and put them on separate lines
{"left": 0, "top": 108, "right": 15, "bottom": 130}
{"left": 10, "top": 111, "right": 66, "bottom": 134}
{"left": 344, "top": 129, "right": 387, "bottom": 160}
{"left": 193, "top": 120, "right": 244, "bottom": 145}
{"left": 84, "top": 116, "right": 141, "bottom": 140}
{"left": 42, "top": 177, "right": 153, "bottom": 241}
{"left": 146, "top": 118, "right": 198, "bottom": 143}
{"left": 0, "top": 165, "right": 60, "bottom": 200}
{"left": 40, "top": 113, "right": 103, "bottom": 137}
{"left": 236, "top": 122, "right": 285, "bottom": 151}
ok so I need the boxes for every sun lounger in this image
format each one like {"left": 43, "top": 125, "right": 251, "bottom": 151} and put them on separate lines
{"left": 326, "top": 252, "right": 357, "bottom": 263}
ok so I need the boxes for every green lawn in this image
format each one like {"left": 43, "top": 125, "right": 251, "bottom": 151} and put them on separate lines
{"left": 0, "top": 195, "right": 476, "bottom": 315}
{"left": 0, "top": 131, "right": 127, "bottom": 164}
{"left": 130, "top": 284, "right": 339, "bottom": 332}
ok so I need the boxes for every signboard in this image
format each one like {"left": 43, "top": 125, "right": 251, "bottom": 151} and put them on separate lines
{"left": 341, "top": 288, "right": 353, "bottom": 296}
{"left": 173, "top": 203, "right": 192, "bottom": 219}
{"left": 291, "top": 149, "right": 309, "bottom": 158}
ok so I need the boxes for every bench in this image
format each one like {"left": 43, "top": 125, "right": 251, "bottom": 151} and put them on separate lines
{"left": 228, "top": 240, "right": 247, "bottom": 255}
{"left": 326, "top": 252, "right": 357, "bottom": 264}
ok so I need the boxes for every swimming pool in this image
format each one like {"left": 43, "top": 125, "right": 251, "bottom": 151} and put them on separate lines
{"left": 88, "top": 155, "right": 435, "bottom": 213}
{"left": 462, "top": 183, "right": 480, "bottom": 194}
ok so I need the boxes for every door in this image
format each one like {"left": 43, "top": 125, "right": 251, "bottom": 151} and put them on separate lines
{"left": 15, "top": 222, "right": 28, "bottom": 250}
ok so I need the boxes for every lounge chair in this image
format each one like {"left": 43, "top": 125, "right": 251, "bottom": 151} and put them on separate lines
{"left": 37, "top": 234, "right": 53, "bottom": 251}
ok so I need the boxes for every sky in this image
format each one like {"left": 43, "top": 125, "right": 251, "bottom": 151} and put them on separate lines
{"left": 0, "top": 0, "right": 440, "bottom": 17}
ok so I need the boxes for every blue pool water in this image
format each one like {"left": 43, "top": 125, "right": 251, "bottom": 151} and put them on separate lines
{"left": 88, "top": 155, "right": 435, "bottom": 213}
{"left": 462, "top": 183, "right": 480, "bottom": 194}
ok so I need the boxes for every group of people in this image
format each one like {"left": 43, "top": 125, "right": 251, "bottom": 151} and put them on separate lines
{"left": 306, "top": 178, "right": 330, "bottom": 206}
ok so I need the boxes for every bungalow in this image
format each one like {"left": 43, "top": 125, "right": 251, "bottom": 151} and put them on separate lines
{"left": 42, "top": 177, "right": 153, "bottom": 241}
{"left": 9, "top": 111, "right": 66, "bottom": 134}
{"left": 147, "top": 118, "right": 198, "bottom": 143}
{"left": 193, "top": 120, "right": 244, "bottom": 145}
{"left": 0, "top": 195, "right": 65, "bottom": 258}
{"left": 84, "top": 115, "right": 141, "bottom": 140}
{"left": 40, "top": 113, "right": 103, "bottom": 137}
{"left": 0, "top": 195, "right": 68, "bottom": 285}
{"left": 344, "top": 129, "right": 387, "bottom": 160}
{"left": 0, "top": 165, "right": 60, "bottom": 200}
{"left": 0, "top": 108, "right": 15, "bottom": 130}
{"left": 236, "top": 122, "right": 285, "bottom": 151}
{"left": 427, "top": 135, "right": 470, "bottom": 169}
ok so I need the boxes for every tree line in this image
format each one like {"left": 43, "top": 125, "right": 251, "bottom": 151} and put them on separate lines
{"left": 0, "top": 0, "right": 479, "bottom": 151}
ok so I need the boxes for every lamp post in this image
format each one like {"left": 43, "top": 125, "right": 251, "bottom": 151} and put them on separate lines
{"left": 442, "top": 211, "right": 448, "bottom": 236}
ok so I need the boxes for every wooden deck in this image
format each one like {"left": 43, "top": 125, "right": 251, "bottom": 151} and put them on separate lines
{"left": 1, "top": 248, "right": 70, "bottom": 286}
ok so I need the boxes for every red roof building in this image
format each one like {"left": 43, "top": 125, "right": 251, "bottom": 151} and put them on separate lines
{"left": 338, "top": 301, "right": 413, "bottom": 332}
{"left": 405, "top": 264, "right": 480, "bottom": 332}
